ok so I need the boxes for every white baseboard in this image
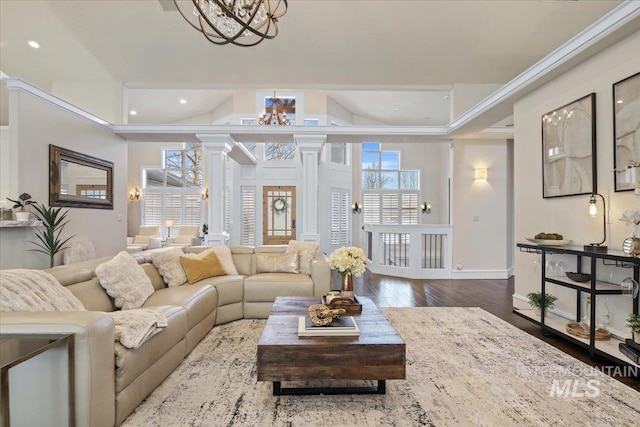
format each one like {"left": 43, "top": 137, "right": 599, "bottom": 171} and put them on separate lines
{"left": 450, "top": 269, "right": 510, "bottom": 279}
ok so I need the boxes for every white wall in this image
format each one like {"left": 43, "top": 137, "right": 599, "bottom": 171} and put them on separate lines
{"left": 513, "top": 31, "right": 640, "bottom": 336}
{"left": 52, "top": 79, "right": 123, "bottom": 124}
{"left": 0, "top": 89, "right": 127, "bottom": 269}
{"left": 451, "top": 139, "right": 512, "bottom": 278}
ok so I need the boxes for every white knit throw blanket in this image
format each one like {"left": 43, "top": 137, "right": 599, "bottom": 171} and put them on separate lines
{"left": 0, "top": 269, "right": 167, "bottom": 349}
{"left": 111, "top": 309, "right": 168, "bottom": 349}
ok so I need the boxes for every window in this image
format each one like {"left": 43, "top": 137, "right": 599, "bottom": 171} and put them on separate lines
{"left": 331, "top": 143, "right": 347, "bottom": 164}
{"left": 142, "top": 143, "right": 203, "bottom": 228}
{"left": 361, "top": 142, "right": 419, "bottom": 225}
{"left": 331, "top": 190, "right": 349, "bottom": 246}
{"left": 241, "top": 187, "right": 256, "bottom": 245}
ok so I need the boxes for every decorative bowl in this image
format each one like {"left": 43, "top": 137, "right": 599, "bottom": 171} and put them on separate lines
{"left": 565, "top": 272, "right": 591, "bottom": 283}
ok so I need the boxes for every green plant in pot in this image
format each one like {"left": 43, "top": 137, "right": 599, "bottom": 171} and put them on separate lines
{"left": 627, "top": 313, "right": 640, "bottom": 344}
{"left": 29, "top": 203, "right": 75, "bottom": 268}
{"left": 526, "top": 292, "right": 558, "bottom": 317}
{"left": 6, "top": 193, "right": 35, "bottom": 220}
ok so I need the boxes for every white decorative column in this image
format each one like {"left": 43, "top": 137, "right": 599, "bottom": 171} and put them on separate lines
{"left": 197, "top": 134, "right": 232, "bottom": 246}
{"left": 294, "top": 134, "right": 326, "bottom": 243}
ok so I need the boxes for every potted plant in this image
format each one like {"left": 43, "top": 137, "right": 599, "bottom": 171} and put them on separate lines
{"left": 29, "top": 203, "right": 75, "bottom": 268}
{"left": 526, "top": 291, "right": 558, "bottom": 317}
{"left": 6, "top": 193, "right": 35, "bottom": 221}
{"left": 627, "top": 313, "right": 640, "bottom": 344}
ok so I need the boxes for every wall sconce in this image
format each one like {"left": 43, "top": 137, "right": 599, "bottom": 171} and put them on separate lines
{"left": 474, "top": 167, "right": 488, "bottom": 181}
{"left": 129, "top": 187, "right": 140, "bottom": 201}
{"left": 166, "top": 219, "right": 173, "bottom": 238}
{"left": 584, "top": 193, "right": 607, "bottom": 253}
{"left": 421, "top": 202, "right": 432, "bottom": 214}
{"left": 201, "top": 187, "right": 209, "bottom": 200}
{"left": 352, "top": 201, "right": 361, "bottom": 214}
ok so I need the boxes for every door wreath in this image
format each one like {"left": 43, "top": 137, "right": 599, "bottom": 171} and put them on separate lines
{"left": 273, "top": 197, "right": 287, "bottom": 214}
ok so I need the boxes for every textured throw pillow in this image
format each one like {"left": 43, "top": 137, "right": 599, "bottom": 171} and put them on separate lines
{"left": 151, "top": 249, "right": 188, "bottom": 287}
{"left": 286, "top": 240, "right": 319, "bottom": 275}
{"left": 96, "top": 251, "right": 155, "bottom": 310}
{"left": 256, "top": 251, "right": 300, "bottom": 274}
{"left": 0, "top": 269, "right": 86, "bottom": 312}
{"left": 208, "top": 246, "right": 238, "bottom": 275}
{"left": 180, "top": 251, "right": 226, "bottom": 284}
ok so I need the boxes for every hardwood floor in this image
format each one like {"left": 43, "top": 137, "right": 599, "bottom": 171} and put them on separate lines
{"left": 353, "top": 271, "right": 640, "bottom": 392}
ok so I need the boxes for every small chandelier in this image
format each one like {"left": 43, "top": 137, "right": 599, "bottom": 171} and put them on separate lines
{"left": 258, "top": 91, "right": 292, "bottom": 125}
{"left": 174, "top": 0, "right": 288, "bottom": 47}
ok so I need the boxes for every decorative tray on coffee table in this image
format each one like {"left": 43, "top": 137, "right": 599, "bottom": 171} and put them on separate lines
{"left": 322, "top": 295, "right": 362, "bottom": 314}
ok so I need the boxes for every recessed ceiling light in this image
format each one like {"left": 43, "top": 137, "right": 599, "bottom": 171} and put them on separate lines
{"left": 392, "top": 108, "right": 400, "bottom": 112}
{"left": 130, "top": 110, "right": 137, "bottom": 115}
{"left": 444, "top": 95, "right": 450, "bottom": 100}
{"left": 27, "top": 40, "right": 40, "bottom": 49}
{"left": 617, "top": 99, "right": 623, "bottom": 104}
{"left": 180, "top": 99, "right": 187, "bottom": 104}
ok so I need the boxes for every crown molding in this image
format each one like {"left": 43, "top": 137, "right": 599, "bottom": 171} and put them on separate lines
{"left": 447, "top": 0, "right": 640, "bottom": 136}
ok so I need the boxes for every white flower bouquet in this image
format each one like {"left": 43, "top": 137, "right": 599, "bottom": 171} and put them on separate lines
{"left": 328, "top": 246, "right": 366, "bottom": 277}
{"left": 619, "top": 209, "right": 640, "bottom": 226}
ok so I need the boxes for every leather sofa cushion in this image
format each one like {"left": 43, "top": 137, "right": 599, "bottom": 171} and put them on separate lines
{"left": 67, "top": 277, "right": 116, "bottom": 312}
{"left": 244, "top": 273, "right": 313, "bottom": 302}
{"left": 195, "top": 275, "right": 244, "bottom": 306}
{"left": 114, "top": 305, "right": 186, "bottom": 393}
{"left": 144, "top": 284, "right": 217, "bottom": 331}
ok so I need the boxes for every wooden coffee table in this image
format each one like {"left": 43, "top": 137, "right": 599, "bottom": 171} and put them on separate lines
{"left": 257, "top": 296, "right": 405, "bottom": 395}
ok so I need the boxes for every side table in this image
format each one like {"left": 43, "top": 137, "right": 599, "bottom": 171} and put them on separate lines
{"left": 0, "top": 334, "right": 75, "bottom": 427}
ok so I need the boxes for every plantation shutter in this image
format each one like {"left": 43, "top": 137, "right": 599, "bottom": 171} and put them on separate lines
{"left": 330, "top": 190, "right": 349, "bottom": 246}
{"left": 362, "top": 192, "right": 380, "bottom": 225}
{"left": 184, "top": 193, "right": 201, "bottom": 226}
{"left": 143, "top": 191, "right": 162, "bottom": 226}
{"left": 382, "top": 193, "right": 399, "bottom": 224}
{"left": 241, "top": 187, "right": 256, "bottom": 245}
{"left": 401, "top": 193, "right": 418, "bottom": 225}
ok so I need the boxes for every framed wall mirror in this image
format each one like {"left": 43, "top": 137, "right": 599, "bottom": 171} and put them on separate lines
{"left": 49, "top": 144, "right": 114, "bottom": 209}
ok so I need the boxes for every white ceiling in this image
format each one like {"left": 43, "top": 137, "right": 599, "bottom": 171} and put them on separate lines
{"left": 0, "top": 0, "right": 626, "bottom": 127}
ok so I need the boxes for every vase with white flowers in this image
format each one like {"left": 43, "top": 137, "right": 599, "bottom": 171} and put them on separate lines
{"left": 328, "top": 246, "right": 366, "bottom": 299}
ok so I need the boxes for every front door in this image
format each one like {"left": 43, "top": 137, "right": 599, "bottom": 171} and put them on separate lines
{"left": 263, "top": 186, "right": 296, "bottom": 245}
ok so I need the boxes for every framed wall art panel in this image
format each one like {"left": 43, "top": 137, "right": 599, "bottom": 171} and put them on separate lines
{"left": 542, "top": 93, "right": 596, "bottom": 198}
{"left": 613, "top": 71, "right": 640, "bottom": 192}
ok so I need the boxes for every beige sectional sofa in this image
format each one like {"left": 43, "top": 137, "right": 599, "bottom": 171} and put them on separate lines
{"left": 0, "top": 244, "right": 331, "bottom": 427}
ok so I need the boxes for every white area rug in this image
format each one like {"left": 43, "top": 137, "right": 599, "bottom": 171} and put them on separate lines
{"left": 122, "top": 307, "right": 640, "bottom": 426}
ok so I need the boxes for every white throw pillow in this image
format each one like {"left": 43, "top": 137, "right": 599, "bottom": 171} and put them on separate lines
{"left": 0, "top": 269, "right": 86, "bottom": 312}
{"left": 256, "top": 251, "right": 300, "bottom": 274}
{"left": 96, "top": 251, "right": 155, "bottom": 310}
{"left": 151, "top": 248, "right": 188, "bottom": 287}
{"left": 209, "top": 246, "right": 238, "bottom": 275}
{"left": 286, "top": 240, "right": 319, "bottom": 275}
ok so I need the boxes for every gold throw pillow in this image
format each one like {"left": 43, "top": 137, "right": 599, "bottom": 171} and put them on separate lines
{"left": 179, "top": 251, "right": 226, "bottom": 284}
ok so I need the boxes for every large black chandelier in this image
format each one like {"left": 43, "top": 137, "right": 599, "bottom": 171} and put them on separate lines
{"left": 258, "top": 92, "right": 293, "bottom": 125}
{"left": 174, "top": 0, "right": 288, "bottom": 47}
